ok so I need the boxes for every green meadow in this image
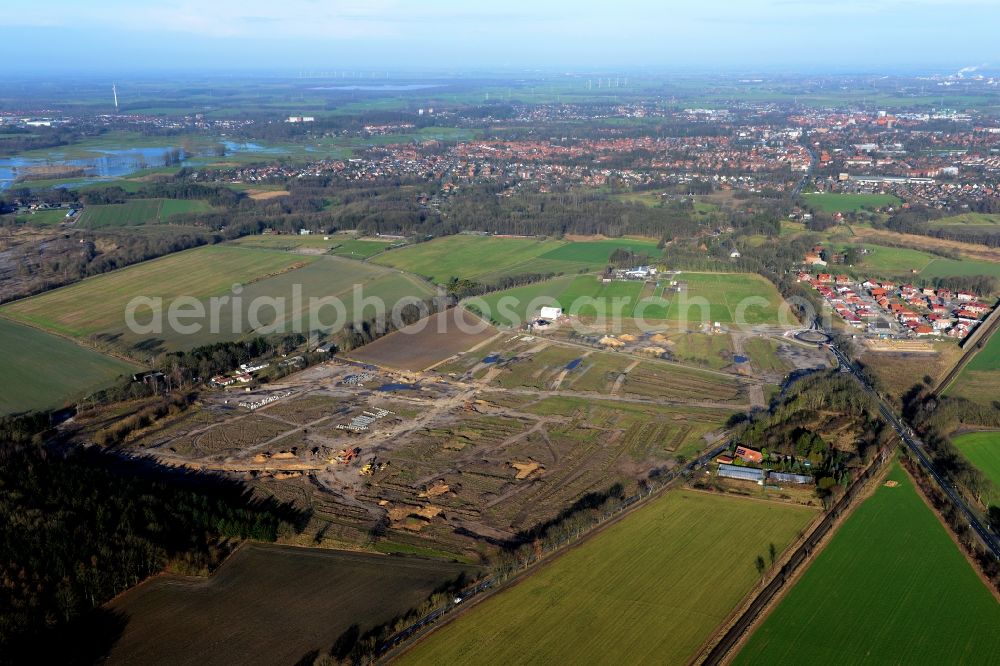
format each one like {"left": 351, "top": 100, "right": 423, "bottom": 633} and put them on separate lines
{"left": 735, "top": 462, "right": 1000, "bottom": 666}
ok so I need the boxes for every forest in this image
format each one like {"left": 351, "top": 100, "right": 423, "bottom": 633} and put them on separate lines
{"left": 0, "top": 443, "right": 302, "bottom": 659}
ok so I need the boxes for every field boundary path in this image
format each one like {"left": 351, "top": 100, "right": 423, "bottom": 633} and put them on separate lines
{"left": 610, "top": 359, "right": 640, "bottom": 395}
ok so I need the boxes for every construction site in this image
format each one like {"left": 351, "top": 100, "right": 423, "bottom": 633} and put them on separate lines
{"left": 118, "top": 330, "right": 830, "bottom": 561}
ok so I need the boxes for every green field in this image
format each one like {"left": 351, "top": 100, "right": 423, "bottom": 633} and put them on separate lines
{"left": 229, "top": 234, "right": 340, "bottom": 251}
{"left": 466, "top": 275, "right": 577, "bottom": 326}
{"left": 921, "top": 257, "right": 1000, "bottom": 281}
{"left": 802, "top": 193, "right": 902, "bottom": 213}
{"left": 966, "top": 331, "right": 1000, "bottom": 372}
{"left": 371, "top": 235, "right": 662, "bottom": 283}
{"left": 735, "top": 463, "right": 1000, "bottom": 666}
{"left": 927, "top": 212, "right": 1000, "bottom": 227}
{"left": 1, "top": 246, "right": 433, "bottom": 356}
{"left": 534, "top": 238, "right": 662, "bottom": 264}
{"left": 468, "top": 275, "right": 664, "bottom": 325}
{"left": 77, "top": 198, "right": 212, "bottom": 228}
{"left": 856, "top": 243, "right": 937, "bottom": 274}
{"left": 1, "top": 245, "right": 308, "bottom": 339}
{"left": 401, "top": 490, "right": 815, "bottom": 665}
{"left": 371, "top": 235, "right": 566, "bottom": 281}
{"left": 924, "top": 212, "right": 1000, "bottom": 237}
{"left": 0, "top": 317, "right": 136, "bottom": 415}
{"left": 469, "top": 272, "right": 786, "bottom": 327}
{"left": 947, "top": 332, "right": 1000, "bottom": 408}
{"left": 330, "top": 238, "right": 398, "bottom": 259}
{"left": 665, "top": 272, "right": 787, "bottom": 325}
{"left": 11, "top": 208, "right": 70, "bottom": 226}
{"left": 556, "top": 276, "right": 647, "bottom": 318}
{"left": 953, "top": 431, "right": 1000, "bottom": 503}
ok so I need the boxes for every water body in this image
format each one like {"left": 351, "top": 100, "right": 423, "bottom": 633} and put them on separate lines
{"left": 0, "top": 141, "right": 272, "bottom": 190}
{"left": 733, "top": 355, "right": 749, "bottom": 364}
{"left": 482, "top": 354, "right": 501, "bottom": 364}
{"left": 377, "top": 382, "right": 420, "bottom": 392}
{"left": 565, "top": 358, "right": 583, "bottom": 370}
{"left": 311, "top": 84, "right": 445, "bottom": 91}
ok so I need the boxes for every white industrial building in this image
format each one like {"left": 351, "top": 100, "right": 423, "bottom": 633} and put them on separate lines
{"left": 539, "top": 306, "right": 563, "bottom": 321}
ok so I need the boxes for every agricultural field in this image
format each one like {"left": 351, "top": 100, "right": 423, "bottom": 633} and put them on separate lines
{"left": 11, "top": 208, "right": 70, "bottom": 226}
{"left": 1, "top": 246, "right": 433, "bottom": 356}
{"left": 400, "top": 490, "right": 816, "bottom": 666}
{"left": 925, "top": 212, "right": 1000, "bottom": 232}
{"left": 946, "top": 332, "right": 1000, "bottom": 408}
{"left": 802, "top": 192, "right": 901, "bottom": 213}
{"left": 533, "top": 237, "right": 662, "bottom": 265}
{"left": 106, "top": 543, "right": 475, "bottom": 666}
{"left": 330, "top": 238, "right": 399, "bottom": 259}
{"left": 469, "top": 272, "right": 780, "bottom": 328}
{"left": 664, "top": 272, "right": 788, "bottom": 326}
{"left": 229, "top": 234, "right": 342, "bottom": 252}
{"left": 371, "top": 235, "right": 567, "bottom": 282}
{"left": 953, "top": 431, "right": 1000, "bottom": 502}
{"left": 371, "top": 235, "right": 663, "bottom": 284}
{"left": 77, "top": 198, "right": 212, "bottom": 227}
{"left": 921, "top": 257, "right": 1000, "bottom": 282}
{"left": 734, "top": 463, "right": 1000, "bottom": 665}
{"left": 854, "top": 243, "right": 937, "bottom": 274}
{"left": 0, "top": 317, "right": 136, "bottom": 415}
{"left": 1, "top": 245, "right": 310, "bottom": 339}
{"left": 862, "top": 342, "right": 963, "bottom": 400}
{"left": 465, "top": 275, "right": 577, "bottom": 327}
{"left": 346, "top": 308, "right": 498, "bottom": 372}
{"left": 557, "top": 276, "right": 649, "bottom": 318}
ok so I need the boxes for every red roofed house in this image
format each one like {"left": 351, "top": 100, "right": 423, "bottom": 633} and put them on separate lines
{"left": 735, "top": 446, "right": 764, "bottom": 464}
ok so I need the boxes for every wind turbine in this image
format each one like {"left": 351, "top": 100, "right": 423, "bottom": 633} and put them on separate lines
{"left": 112, "top": 83, "right": 119, "bottom": 112}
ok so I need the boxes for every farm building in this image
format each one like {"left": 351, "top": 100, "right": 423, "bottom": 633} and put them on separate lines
{"left": 769, "top": 471, "right": 814, "bottom": 485}
{"left": 734, "top": 446, "right": 764, "bottom": 464}
{"left": 718, "top": 464, "right": 765, "bottom": 483}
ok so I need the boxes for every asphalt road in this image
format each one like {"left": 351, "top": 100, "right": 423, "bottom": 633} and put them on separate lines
{"left": 828, "top": 344, "right": 1000, "bottom": 559}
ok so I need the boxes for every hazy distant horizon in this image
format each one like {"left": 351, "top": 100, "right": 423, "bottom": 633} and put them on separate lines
{"left": 2, "top": 0, "right": 998, "bottom": 75}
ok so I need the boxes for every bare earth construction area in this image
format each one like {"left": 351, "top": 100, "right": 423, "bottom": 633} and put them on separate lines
{"left": 346, "top": 308, "right": 499, "bottom": 372}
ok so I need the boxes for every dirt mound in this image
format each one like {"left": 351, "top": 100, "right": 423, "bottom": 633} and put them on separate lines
{"left": 599, "top": 336, "right": 625, "bottom": 348}
{"left": 639, "top": 346, "right": 668, "bottom": 355}
{"left": 619, "top": 334, "right": 638, "bottom": 342}
{"left": 421, "top": 481, "right": 451, "bottom": 498}
{"left": 246, "top": 189, "right": 291, "bottom": 200}
{"left": 512, "top": 461, "right": 543, "bottom": 480}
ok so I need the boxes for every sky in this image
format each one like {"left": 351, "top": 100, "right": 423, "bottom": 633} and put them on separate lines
{"left": 2, "top": 0, "right": 998, "bottom": 74}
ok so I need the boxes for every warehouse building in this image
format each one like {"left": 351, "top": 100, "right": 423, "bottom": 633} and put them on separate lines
{"left": 769, "top": 471, "right": 814, "bottom": 485}
{"left": 717, "top": 463, "right": 765, "bottom": 483}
